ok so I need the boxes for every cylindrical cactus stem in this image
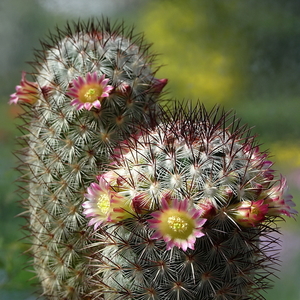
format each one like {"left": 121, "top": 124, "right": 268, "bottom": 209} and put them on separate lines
{"left": 11, "top": 19, "right": 167, "bottom": 299}
{"left": 82, "top": 102, "right": 297, "bottom": 300}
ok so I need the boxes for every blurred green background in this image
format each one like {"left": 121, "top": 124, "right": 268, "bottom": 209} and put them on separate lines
{"left": 1, "top": 0, "right": 300, "bottom": 299}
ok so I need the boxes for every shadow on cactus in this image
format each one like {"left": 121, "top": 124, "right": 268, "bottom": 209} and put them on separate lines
{"left": 10, "top": 19, "right": 167, "bottom": 299}
{"left": 83, "top": 103, "right": 297, "bottom": 300}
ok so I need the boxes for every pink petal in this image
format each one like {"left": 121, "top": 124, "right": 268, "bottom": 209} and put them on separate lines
{"left": 194, "top": 231, "right": 205, "bottom": 238}
{"left": 9, "top": 93, "right": 19, "bottom": 104}
{"left": 90, "top": 183, "right": 101, "bottom": 191}
{"left": 148, "top": 219, "right": 161, "bottom": 226}
{"left": 101, "top": 92, "right": 110, "bottom": 98}
{"left": 94, "top": 221, "right": 102, "bottom": 230}
{"left": 78, "top": 76, "right": 85, "bottom": 86}
{"left": 66, "top": 91, "right": 77, "bottom": 98}
{"left": 83, "top": 209, "right": 97, "bottom": 216}
{"left": 99, "top": 74, "right": 106, "bottom": 82}
{"left": 92, "top": 72, "right": 98, "bottom": 82}
{"left": 197, "top": 218, "right": 207, "bottom": 227}
{"left": 179, "top": 199, "right": 188, "bottom": 211}
{"left": 149, "top": 211, "right": 161, "bottom": 219}
{"left": 84, "top": 102, "right": 92, "bottom": 110}
{"left": 82, "top": 201, "right": 92, "bottom": 208}
{"left": 88, "top": 218, "right": 98, "bottom": 226}
{"left": 101, "top": 78, "right": 109, "bottom": 86}
{"left": 180, "top": 241, "right": 188, "bottom": 251}
{"left": 93, "top": 100, "right": 101, "bottom": 109}
{"left": 151, "top": 231, "right": 162, "bottom": 239}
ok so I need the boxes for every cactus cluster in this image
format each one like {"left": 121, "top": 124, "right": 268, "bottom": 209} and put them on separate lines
{"left": 10, "top": 19, "right": 296, "bottom": 300}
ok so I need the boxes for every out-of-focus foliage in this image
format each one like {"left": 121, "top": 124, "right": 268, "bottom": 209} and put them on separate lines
{"left": 138, "top": 1, "right": 246, "bottom": 103}
{"left": 138, "top": 0, "right": 300, "bottom": 106}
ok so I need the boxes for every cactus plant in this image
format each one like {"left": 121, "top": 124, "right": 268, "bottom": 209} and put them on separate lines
{"left": 82, "top": 103, "right": 297, "bottom": 300}
{"left": 11, "top": 19, "right": 167, "bottom": 299}
{"left": 10, "top": 18, "right": 297, "bottom": 300}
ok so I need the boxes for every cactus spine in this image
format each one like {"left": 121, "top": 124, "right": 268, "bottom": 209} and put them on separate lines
{"left": 10, "top": 20, "right": 296, "bottom": 300}
{"left": 13, "top": 19, "right": 167, "bottom": 299}
{"left": 83, "top": 103, "right": 297, "bottom": 299}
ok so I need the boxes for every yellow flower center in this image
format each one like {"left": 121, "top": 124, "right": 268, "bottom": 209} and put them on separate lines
{"left": 159, "top": 209, "right": 194, "bottom": 239}
{"left": 167, "top": 216, "right": 188, "bottom": 232}
{"left": 97, "top": 194, "right": 110, "bottom": 215}
{"left": 85, "top": 88, "right": 96, "bottom": 99}
{"left": 79, "top": 84, "right": 104, "bottom": 103}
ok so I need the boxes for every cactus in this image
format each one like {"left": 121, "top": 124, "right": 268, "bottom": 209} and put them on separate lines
{"left": 82, "top": 103, "right": 297, "bottom": 300}
{"left": 11, "top": 19, "right": 167, "bottom": 299}
{"left": 10, "top": 19, "right": 297, "bottom": 300}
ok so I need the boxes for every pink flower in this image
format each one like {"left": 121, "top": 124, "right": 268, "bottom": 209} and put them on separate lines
{"left": 9, "top": 72, "right": 39, "bottom": 105}
{"left": 82, "top": 177, "right": 133, "bottom": 230}
{"left": 197, "top": 198, "right": 217, "bottom": 219}
{"left": 265, "top": 177, "right": 297, "bottom": 218}
{"left": 229, "top": 200, "right": 269, "bottom": 227}
{"left": 151, "top": 78, "right": 168, "bottom": 93}
{"left": 132, "top": 192, "right": 151, "bottom": 214}
{"left": 67, "top": 72, "right": 113, "bottom": 110}
{"left": 148, "top": 198, "right": 207, "bottom": 251}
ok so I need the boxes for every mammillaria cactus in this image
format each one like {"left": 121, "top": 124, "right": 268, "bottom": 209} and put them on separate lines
{"left": 10, "top": 18, "right": 297, "bottom": 300}
{"left": 10, "top": 19, "right": 167, "bottom": 299}
{"left": 82, "top": 103, "right": 297, "bottom": 299}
